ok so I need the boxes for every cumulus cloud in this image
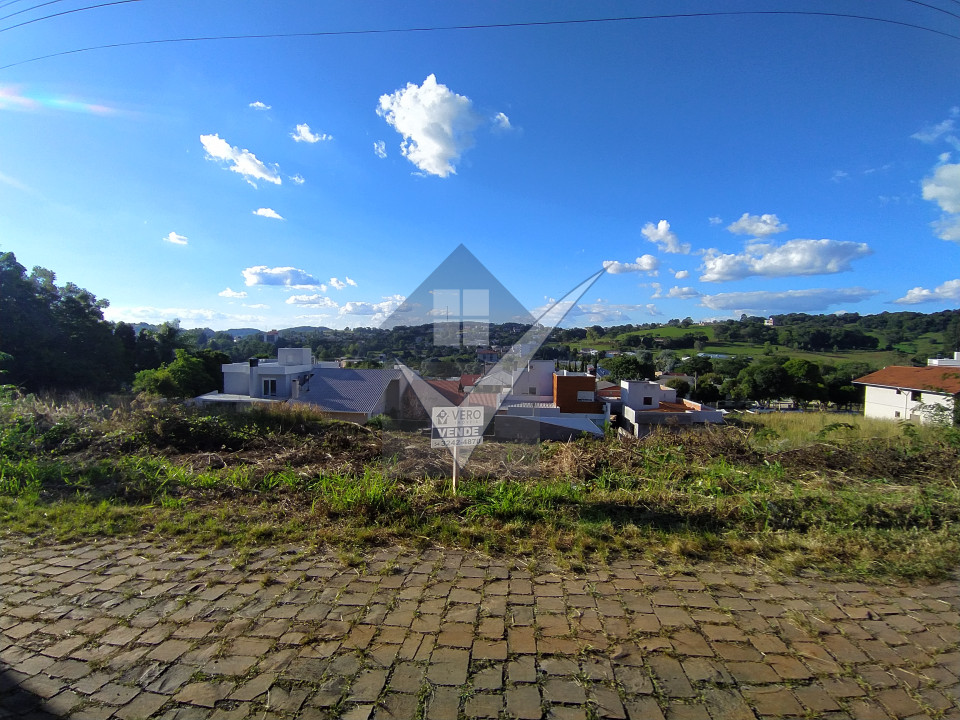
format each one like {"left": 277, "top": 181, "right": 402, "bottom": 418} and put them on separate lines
{"left": 291, "top": 123, "right": 331, "bottom": 143}
{"left": 493, "top": 112, "right": 511, "bottom": 129}
{"left": 200, "top": 133, "right": 281, "bottom": 186}
{"left": 103, "top": 306, "right": 262, "bottom": 325}
{"left": 922, "top": 163, "right": 960, "bottom": 214}
{"left": 933, "top": 216, "right": 960, "bottom": 242}
{"left": 603, "top": 255, "right": 659, "bottom": 275}
{"left": 286, "top": 294, "right": 339, "bottom": 308}
{"left": 726, "top": 213, "right": 788, "bottom": 237}
{"left": 163, "top": 231, "right": 187, "bottom": 245}
{"left": 699, "top": 238, "right": 872, "bottom": 282}
{"left": 642, "top": 220, "right": 690, "bottom": 254}
{"left": 376, "top": 74, "right": 482, "bottom": 177}
{"left": 290, "top": 174, "right": 305, "bottom": 185}
{"left": 218, "top": 287, "right": 247, "bottom": 298}
{"left": 645, "top": 303, "right": 661, "bottom": 316}
{"left": 242, "top": 266, "right": 320, "bottom": 288}
{"left": 665, "top": 286, "right": 700, "bottom": 299}
{"left": 249, "top": 101, "right": 271, "bottom": 110}
{"left": 699, "top": 287, "right": 878, "bottom": 315}
{"left": 339, "top": 295, "right": 406, "bottom": 324}
{"left": 920, "top": 162, "right": 960, "bottom": 242}
{"left": 373, "top": 141, "right": 387, "bottom": 158}
{"left": 912, "top": 107, "right": 960, "bottom": 149}
{"left": 674, "top": 270, "right": 689, "bottom": 279}
{"left": 893, "top": 279, "right": 960, "bottom": 304}
{"left": 253, "top": 207, "right": 283, "bottom": 220}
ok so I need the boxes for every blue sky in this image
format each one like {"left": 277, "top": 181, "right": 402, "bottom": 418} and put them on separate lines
{"left": 1, "top": 0, "right": 959, "bottom": 330}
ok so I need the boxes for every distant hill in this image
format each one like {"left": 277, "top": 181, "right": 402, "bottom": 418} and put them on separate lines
{"left": 224, "top": 328, "right": 263, "bottom": 339}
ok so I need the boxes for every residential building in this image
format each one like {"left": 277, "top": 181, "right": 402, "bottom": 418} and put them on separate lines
{"left": 619, "top": 380, "right": 723, "bottom": 437}
{"left": 854, "top": 365, "right": 960, "bottom": 424}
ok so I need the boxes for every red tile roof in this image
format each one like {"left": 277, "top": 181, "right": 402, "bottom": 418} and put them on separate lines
{"left": 854, "top": 366, "right": 960, "bottom": 395}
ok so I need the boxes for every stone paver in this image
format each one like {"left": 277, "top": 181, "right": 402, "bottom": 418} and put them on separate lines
{"left": 0, "top": 536, "right": 958, "bottom": 719}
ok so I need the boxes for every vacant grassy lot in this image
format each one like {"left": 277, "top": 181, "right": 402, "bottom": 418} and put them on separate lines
{"left": 1, "top": 388, "right": 958, "bottom": 580}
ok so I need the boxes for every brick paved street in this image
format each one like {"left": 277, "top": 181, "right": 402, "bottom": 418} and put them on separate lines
{"left": 1, "top": 536, "right": 958, "bottom": 719}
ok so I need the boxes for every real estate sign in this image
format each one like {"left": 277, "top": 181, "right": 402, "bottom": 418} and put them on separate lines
{"left": 431, "top": 407, "right": 484, "bottom": 449}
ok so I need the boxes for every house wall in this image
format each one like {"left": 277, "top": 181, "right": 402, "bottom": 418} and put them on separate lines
{"left": 621, "top": 380, "right": 676, "bottom": 410}
{"left": 863, "top": 385, "right": 954, "bottom": 423}
{"left": 553, "top": 374, "right": 604, "bottom": 414}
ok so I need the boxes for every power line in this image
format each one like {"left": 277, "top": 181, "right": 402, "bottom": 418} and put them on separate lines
{"left": 0, "top": 0, "right": 72, "bottom": 23}
{"left": 0, "top": 0, "right": 140, "bottom": 34}
{"left": 901, "top": 0, "right": 960, "bottom": 19}
{"left": 1, "top": 9, "right": 958, "bottom": 71}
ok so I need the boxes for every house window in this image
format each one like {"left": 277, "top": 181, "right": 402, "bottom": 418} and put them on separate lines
{"left": 911, "top": 391, "right": 922, "bottom": 401}
{"left": 643, "top": 396, "right": 653, "bottom": 406}
{"left": 577, "top": 390, "right": 594, "bottom": 402}
{"left": 263, "top": 379, "right": 277, "bottom": 396}
{"left": 894, "top": 411, "right": 901, "bottom": 418}
{"left": 529, "top": 387, "right": 537, "bottom": 395}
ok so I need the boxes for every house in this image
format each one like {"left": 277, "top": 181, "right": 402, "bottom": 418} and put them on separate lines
{"left": 222, "top": 347, "right": 315, "bottom": 400}
{"left": 198, "top": 347, "right": 407, "bottom": 421}
{"left": 618, "top": 380, "right": 723, "bottom": 437}
{"left": 854, "top": 362, "right": 960, "bottom": 424}
{"left": 294, "top": 368, "right": 404, "bottom": 422}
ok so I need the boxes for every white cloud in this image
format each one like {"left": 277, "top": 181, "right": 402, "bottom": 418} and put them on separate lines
{"left": 103, "top": 306, "right": 262, "bottom": 326}
{"left": 286, "top": 294, "right": 339, "bottom": 308}
{"left": 376, "top": 74, "right": 482, "bottom": 178}
{"left": 666, "top": 286, "right": 700, "bottom": 299}
{"left": 645, "top": 303, "right": 661, "bottom": 316}
{"left": 699, "top": 287, "right": 878, "bottom": 315}
{"left": 708, "top": 216, "right": 723, "bottom": 225}
{"left": 699, "top": 238, "right": 872, "bottom": 282}
{"left": 339, "top": 294, "right": 406, "bottom": 324}
{"left": 893, "top": 279, "right": 960, "bottom": 304}
{"left": 922, "top": 163, "right": 960, "bottom": 214}
{"left": 218, "top": 287, "right": 247, "bottom": 298}
{"left": 493, "top": 112, "right": 511, "bottom": 129}
{"left": 345, "top": 276, "right": 357, "bottom": 287}
{"left": 912, "top": 108, "right": 960, "bottom": 149}
{"left": 253, "top": 207, "right": 284, "bottom": 220}
{"left": 641, "top": 220, "right": 690, "bottom": 254}
{"left": 163, "top": 231, "right": 187, "bottom": 246}
{"left": 290, "top": 174, "right": 305, "bottom": 185}
{"left": 726, "top": 213, "right": 788, "bottom": 238}
{"left": 373, "top": 141, "right": 387, "bottom": 158}
{"left": 830, "top": 170, "right": 848, "bottom": 183}
{"left": 933, "top": 216, "right": 960, "bottom": 243}
{"left": 291, "top": 123, "right": 331, "bottom": 144}
{"left": 249, "top": 101, "right": 271, "bottom": 110}
{"left": 242, "top": 266, "right": 320, "bottom": 288}
{"left": 674, "top": 269, "right": 689, "bottom": 279}
{"left": 244, "top": 303, "right": 269, "bottom": 309}
{"left": 603, "top": 255, "right": 659, "bottom": 275}
{"left": 330, "top": 277, "right": 346, "bottom": 290}
{"left": 200, "top": 133, "right": 281, "bottom": 186}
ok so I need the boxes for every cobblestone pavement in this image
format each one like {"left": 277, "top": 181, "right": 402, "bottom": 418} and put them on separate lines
{"left": 1, "top": 537, "right": 958, "bottom": 720}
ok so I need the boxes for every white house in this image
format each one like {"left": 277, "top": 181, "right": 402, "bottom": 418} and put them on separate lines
{"left": 855, "top": 365, "right": 960, "bottom": 424}
{"left": 618, "top": 380, "right": 723, "bottom": 437}
{"left": 221, "top": 347, "right": 315, "bottom": 400}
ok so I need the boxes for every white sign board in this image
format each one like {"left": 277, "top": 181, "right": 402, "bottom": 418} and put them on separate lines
{"left": 431, "top": 406, "right": 484, "bottom": 448}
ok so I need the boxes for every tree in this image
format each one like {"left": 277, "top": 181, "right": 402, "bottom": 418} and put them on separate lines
{"left": 133, "top": 349, "right": 217, "bottom": 398}
{"left": 665, "top": 378, "right": 690, "bottom": 399}
{"left": 736, "top": 360, "right": 789, "bottom": 405}
{"left": 599, "top": 355, "right": 655, "bottom": 382}
{"left": 654, "top": 350, "right": 678, "bottom": 373}
{"left": 782, "top": 358, "right": 825, "bottom": 406}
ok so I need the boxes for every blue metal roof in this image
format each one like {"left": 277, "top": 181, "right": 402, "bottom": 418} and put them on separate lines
{"left": 296, "top": 368, "right": 401, "bottom": 415}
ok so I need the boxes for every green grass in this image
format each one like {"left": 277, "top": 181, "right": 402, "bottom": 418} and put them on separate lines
{"left": 1, "top": 394, "right": 959, "bottom": 579}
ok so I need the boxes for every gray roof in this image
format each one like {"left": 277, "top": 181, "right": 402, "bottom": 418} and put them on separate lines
{"left": 296, "top": 368, "right": 401, "bottom": 415}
